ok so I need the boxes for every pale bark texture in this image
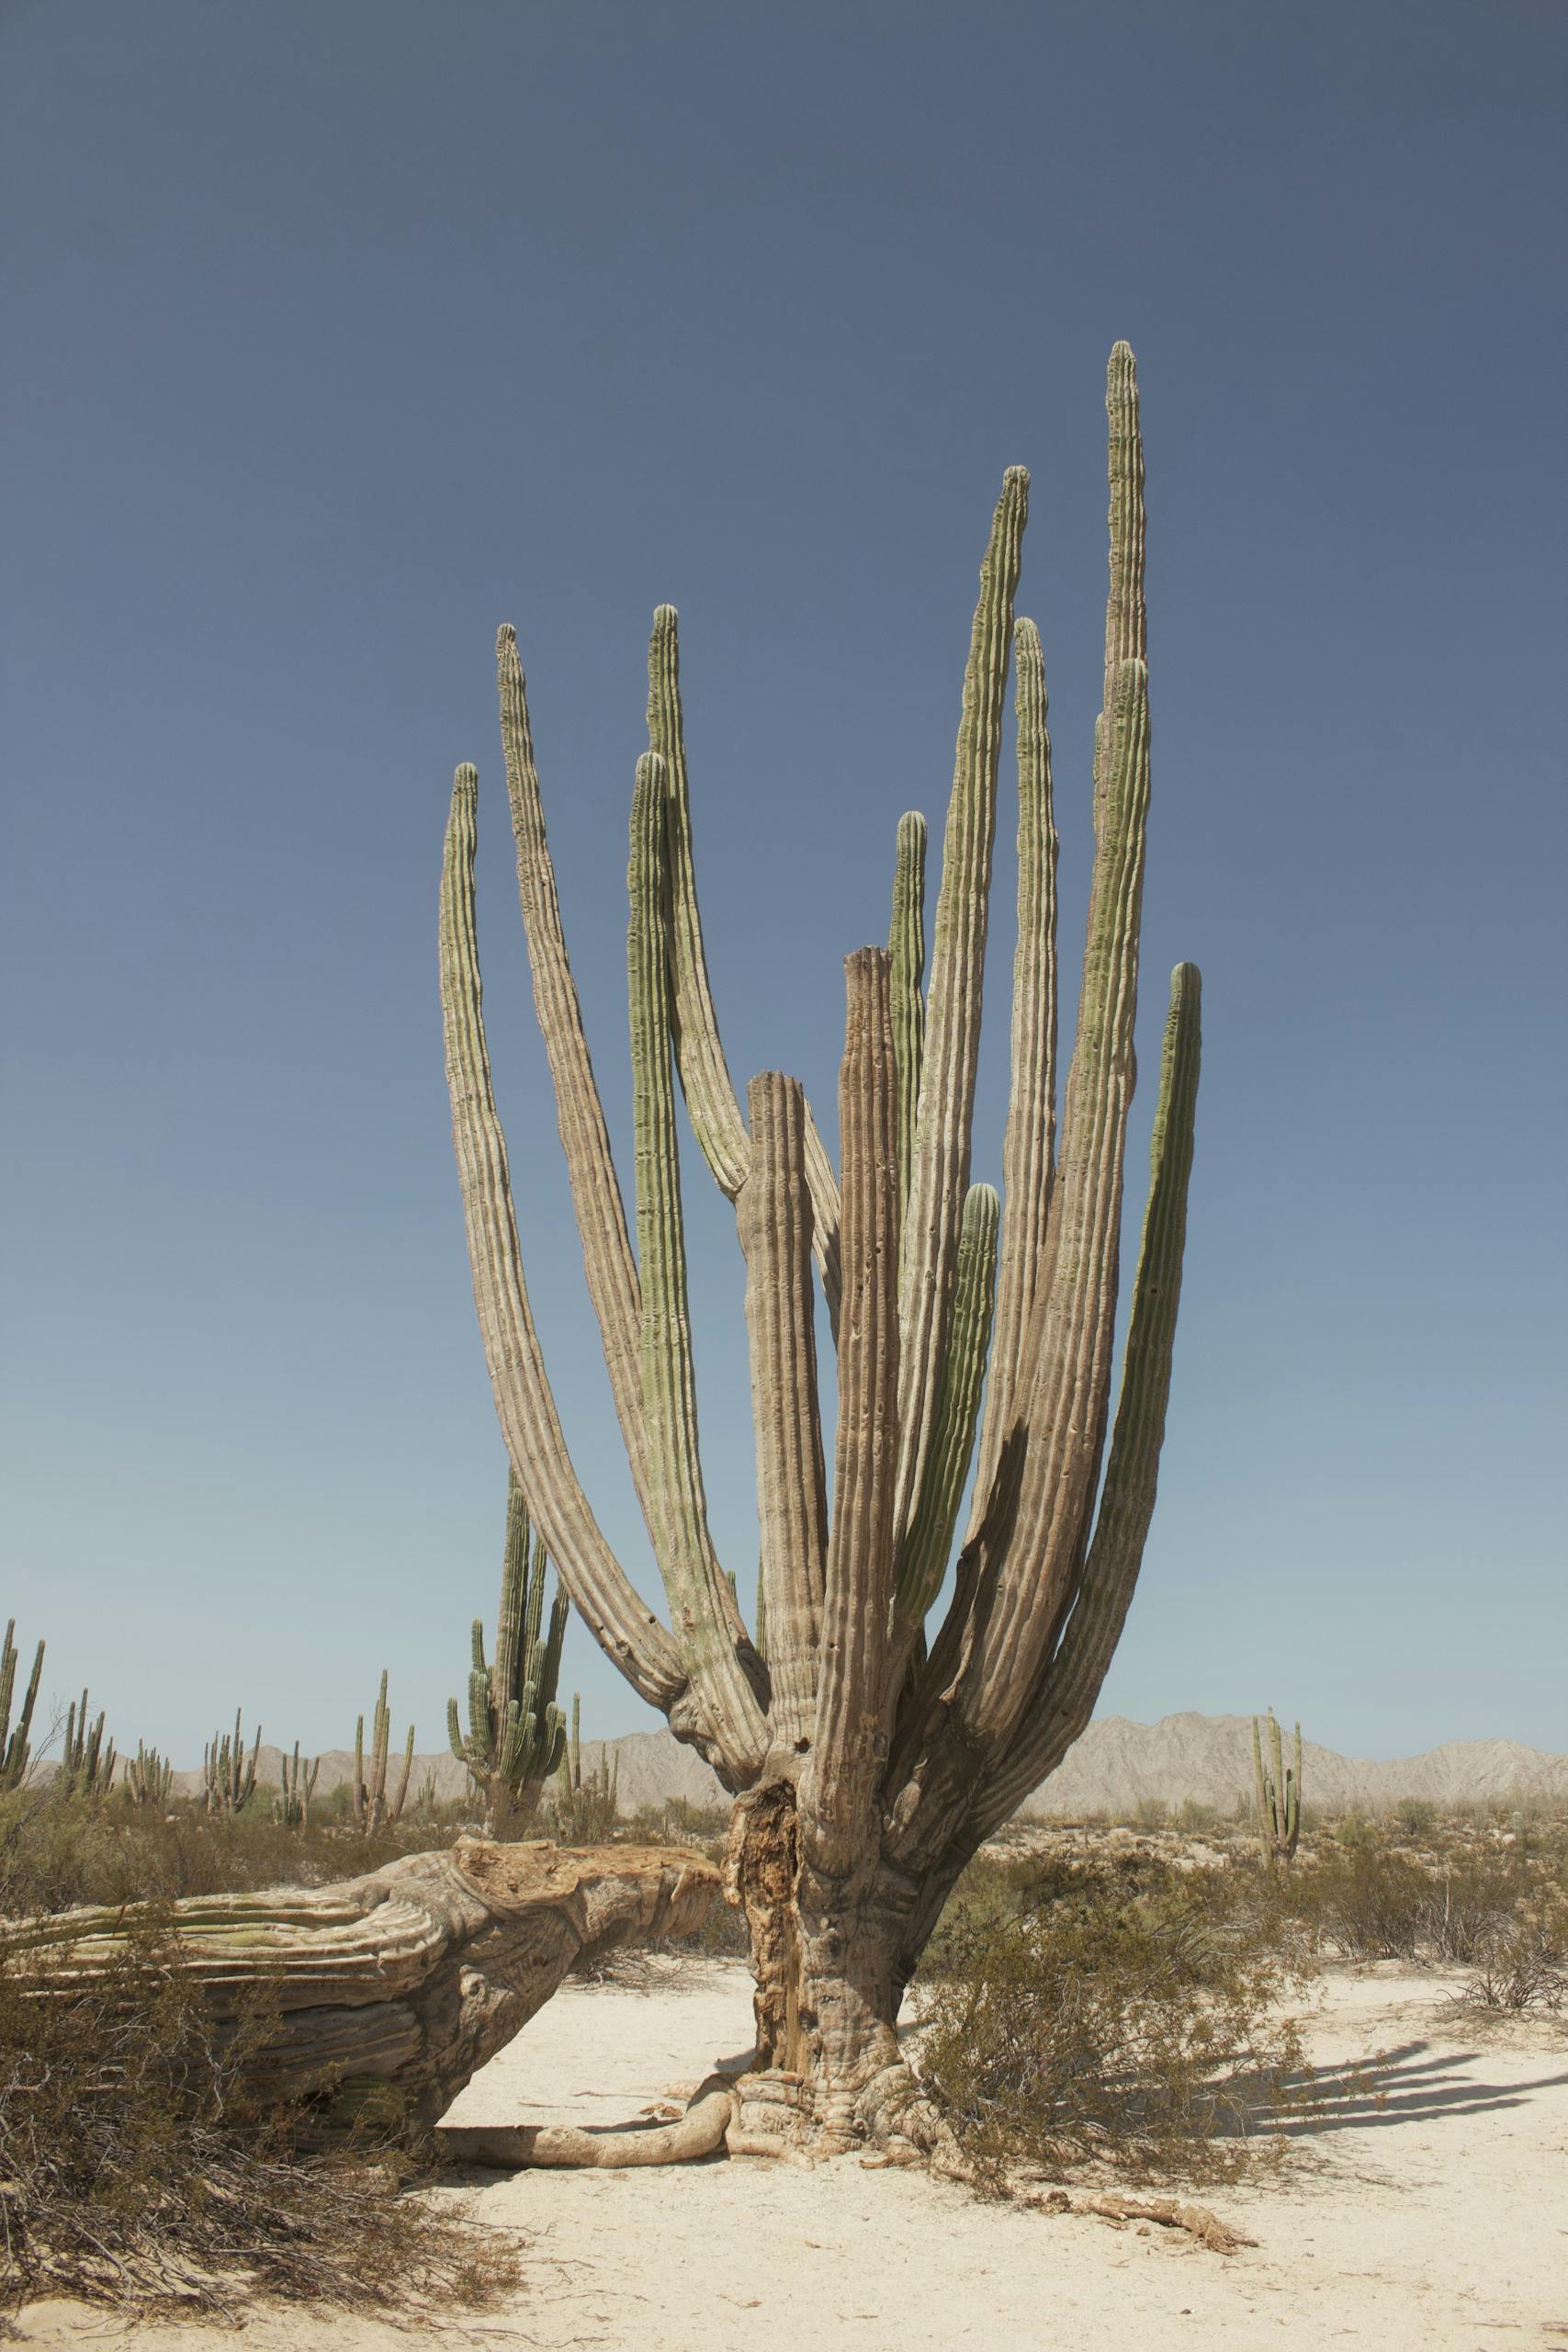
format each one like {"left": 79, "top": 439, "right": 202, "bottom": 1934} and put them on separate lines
{"left": 5, "top": 1841, "right": 717, "bottom": 2132}
{"left": 438, "top": 344, "right": 1203, "bottom": 2156}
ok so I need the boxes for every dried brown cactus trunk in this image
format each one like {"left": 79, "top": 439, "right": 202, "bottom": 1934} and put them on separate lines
{"left": 4, "top": 1841, "right": 718, "bottom": 2132}
{"left": 438, "top": 345, "right": 1202, "bottom": 2154}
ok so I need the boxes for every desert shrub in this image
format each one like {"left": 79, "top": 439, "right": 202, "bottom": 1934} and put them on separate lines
{"left": 1279, "top": 1838, "right": 1523, "bottom": 1963}
{"left": 918, "top": 1856, "right": 1311, "bottom": 2185}
{"left": 0, "top": 1919, "right": 520, "bottom": 2319}
{"left": 1452, "top": 1888, "right": 1568, "bottom": 2018}
{"left": 1174, "top": 1798, "right": 1220, "bottom": 1834}
{"left": 0, "top": 1787, "right": 471, "bottom": 1920}
{"left": 1392, "top": 1796, "right": 1438, "bottom": 1838}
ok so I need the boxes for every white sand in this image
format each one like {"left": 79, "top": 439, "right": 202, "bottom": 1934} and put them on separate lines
{"left": 20, "top": 1959, "right": 1568, "bottom": 2352}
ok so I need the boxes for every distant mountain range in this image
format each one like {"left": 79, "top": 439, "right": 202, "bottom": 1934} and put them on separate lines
{"left": 154, "top": 1713, "right": 1567, "bottom": 1818}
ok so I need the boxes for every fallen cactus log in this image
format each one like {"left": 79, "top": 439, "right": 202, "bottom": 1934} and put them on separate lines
{"left": 3, "top": 1838, "right": 717, "bottom": 2132}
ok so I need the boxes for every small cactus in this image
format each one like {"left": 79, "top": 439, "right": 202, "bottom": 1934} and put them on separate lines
{"left": 274, "top": 1741, "right": 320, "bottom": 1828}
{"left": 448, "top": 1473, "right": 570, "bottom": 1835}
{"left": 205, "top": 1710, "right": 261, "bottom": 1815}
{"left": 123, "top": 1741, "right": 174, "bottom": 1808}
{"left": 1252, "top": 1710, "right": 1302, "bottom": 1868}
{"left": 59, "top": 1689, "right": 116, "bottom": 1800}
{"left": 353, "top": 1671, "right": 415, "bottom": 1835}
{"left": 0, "top": 1621, "right": 44, "bottom": 1792}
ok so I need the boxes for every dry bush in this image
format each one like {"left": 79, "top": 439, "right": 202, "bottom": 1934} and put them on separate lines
{"left": 1451, "top": 1888, "right": 1568, "bottom": 2018}
{"left": 0, "top": 1919, "right": 520, "bottom": 2321}
{"left": 918, "top": 1855, "right": 1312, "bottom": 2187}
{"left": 1279, "top": 1838, "right": 1526, "bottom": 1964}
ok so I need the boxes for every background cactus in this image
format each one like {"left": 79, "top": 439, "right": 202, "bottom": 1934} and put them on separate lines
{"left": 353, "top": 1671, "right": 414, "bottom": 1835}
{"left": 273, "top": 1741, "right": 320, "bottom": 1828}
{"left": 204, "top": 1711, "right": 260, "bottom": 1815}
{"left": 549, "top": 1693, "right": 620, "bottom": 1841}
{"left": 438, "top": 343, "right": 1202, "bottom": 2146}
{"left": 122, "top": 1741, "right": 174, "bottom": 1809}
{"left": 1252, "top": 1710, "right": 1303, "bottom": 1867}
{"left": 447, "top": 1472, "right": 569, "bottom": 1835}
{"left": 59, "top": 1690, "right": 116, "bottom": 1801}
{"left": 0, "top": 1621, "right": 44, "bottom": 1792}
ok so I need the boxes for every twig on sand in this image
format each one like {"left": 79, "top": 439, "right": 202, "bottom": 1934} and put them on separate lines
{"left": 1026, "top": 2187, "right": 1257, "bottom": 2254}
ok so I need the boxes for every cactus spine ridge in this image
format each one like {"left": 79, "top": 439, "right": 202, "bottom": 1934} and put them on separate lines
{"left": 887, "top": 810, "right": 928, "bottom": 1227}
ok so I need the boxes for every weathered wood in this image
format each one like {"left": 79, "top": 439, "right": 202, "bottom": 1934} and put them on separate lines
{"left": 4, "top": 1839, "right": 717, "bottom": 2131}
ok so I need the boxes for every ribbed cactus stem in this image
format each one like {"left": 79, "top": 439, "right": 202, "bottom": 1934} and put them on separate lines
{"left": 0, "top": 1621, "right": 44, "bottom": 1792}
{"left": 893, "top": 1182, "right": 1000, "bottom": 1641}
{"left": 647, "top": 606, "right": 844, "bottom": 1320}
{"left": 893, "top": 469, "right": 1028, "bottom": 1558}
{"left": 887, "top": 811, "right": 928, "bottom": 1223}
{"left": 627, "top": 752, "right": 765, "bottom": 1772}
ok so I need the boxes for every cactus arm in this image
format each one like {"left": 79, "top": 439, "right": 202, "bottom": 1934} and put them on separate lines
{"left": 1287, "top": 1721, "right": 1303, "bottom": 1855}
{"left": 739, "top": 1070, "right": 829, "bottom": 1752}
{"left": 439, "top": 762, "right": 688, "bottom": 1718}
{"left": 647, "top": 608, "right": 843, "bottom": 1324}
{"left": 887, "top": 812, "right": 928, "bottom": 1225}
{"left": 1251, "top": 1713, "right": 1269, "bottom": 1851}
{"left": 540, "top": 1582, "right": 570, "bottom": 1711}
{"left": 890, "top": 1182, "right": 1000, "bottom": 1668}
{"left": 494, "top": 1472, "right": 529, "bottom": 1712}
{"left": 627, "top": 752, "right": 767, "bottom": 1777}
{"left": 802, "top": 950, "right": 901, "bottom": 1877}
{"left": 1094, "top": 341, "right": 1146, "bottom": 826}
{"left": 1, "top": 1627, "right": 43, "bottom": 1788}
{"left": 892, "top": 470, "right": 1028, "bottom": 1556}
{"left": 953, "top": 646, "right": 1153, "bottom": 1750}
{"left": 0, "top": 1623, "right": 15, "bottom": 1742}
{"left": 939, "top": 966, "right": 1198, "bottom": 1851}
{"left": 495, "top": 628, "right": 652, "bottom": 1515}
{"left": 570, "top": 1693, "right": 581, "bottom": 1791}
{"left": 390, "top": 1722, "right": 416, "bottom": 1825}
{"left": 966, "top": 617, "right": 1058, "bottom": 1540}
{"left": 644, "top": 606, "right": 749, "bottom": 1195}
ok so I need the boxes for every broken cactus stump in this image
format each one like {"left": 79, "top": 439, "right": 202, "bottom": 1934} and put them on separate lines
{"left": 4, "top": 1838, "right": 717, "bottom": 2133}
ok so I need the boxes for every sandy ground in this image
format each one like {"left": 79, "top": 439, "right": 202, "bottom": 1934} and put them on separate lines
{"left": 19, "top": 1958, "right": 1568, "bottom": 2352}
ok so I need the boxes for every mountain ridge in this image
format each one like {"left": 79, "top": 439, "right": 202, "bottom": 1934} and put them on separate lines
{"left": 147, "top": 1713, "right": 1567, "bottom": 1817}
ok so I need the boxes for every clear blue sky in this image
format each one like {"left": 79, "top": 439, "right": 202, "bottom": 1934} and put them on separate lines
{"left": 3, "top": 1, "right": 1563, "bottom": 1770}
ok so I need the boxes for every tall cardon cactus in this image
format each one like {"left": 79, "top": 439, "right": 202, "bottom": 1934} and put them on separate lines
{"left": 205, "top": 1712, "right": 261, "bottom": 1815}
{"left": 353, "top": 1672, "right": 416, "bottom": 1835}
{"left": 59, "top": 1690, "right": 115, "bottom": 1801}
{"left": 438, "top": 344, "right": 1203, "bottom": 2157}
{"left": 0, "top": 1622, "right": 44, "bottom": 1792}
{"left": 1252, "top": 1711, "right": 1303, "bottom": 1867}
{"left": 447, "top": 1472, "right": 570, "bottom": 1834}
